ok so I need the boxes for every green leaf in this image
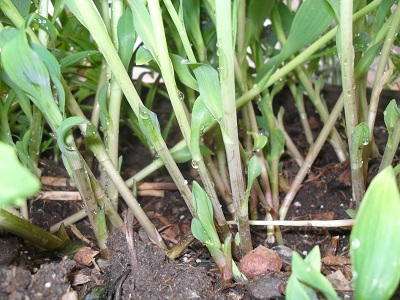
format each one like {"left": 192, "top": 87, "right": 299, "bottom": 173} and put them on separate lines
{"left": 286, "top": 276, "right": 312, "bottom": 300}
{"left": 304, "top": 245, "right": 322, "bottom": 271}
{"left": 243, "top": 155, "right": 262, "bottom": 208}
{"left": 190, "top": 64, "right": 225, "bottom": 132}
{"left": 182, "top": 0, "right": 205, "bottom": 60}
{"left": 291, "top": 249, "right": 339, "bottom": 300}
{"left": 190, "top": 97, "right": 213, "bottom": 163}
{"left": 351, "top": 122, "right": 370, "bottom": 150}
{"left": 384, "top": 100, "right": 399, "bottom": 135}
{"left": 244, "top": 0, "right": 276, "bottom": 47}
{"left": 270, "top": 128, "right": 285, "bottom": 159}
{"left": 11, "top": 0, "right": 31, "bottom": 17}
{"left": 247, "top": 131, "right": 268, "bottom": 151}
{"left": 127, "top": 0, "right": 157, "bottom": 61}
{"left": 376, "top": 0, "right": 396, "bottom": 29}
{"left": 191, "top": 217, "right": 210, "bottom": 243}
{"left": 170, "top": 54, "right": 199, "bottom": 91}
{"left": 117, "top": 8, "right": 136, "bottom": 69}
{"left": 135, "top": 46, "right": 154, "bottom": 65}
{"left": 1, "top": 25, "right": 63, "bottom": 128}
{"left": 32, "top": 15, "right": 57, "bottom": 44}
{"left": 192, "top": 181, "right": 221, "bottom": 248}
{"left": 351, "top": 166, "right": 400, "bottom": 300}
{"left": 0, "top": 141, "right": 40, "bottom": 207}
{"left": 59, "top": 50, "right": 100, "bottom": 69}
{"left": 279, "top": 0, "right": 334, "bottom": 61}
{"left": 355, "top": 42, "right": 383, "bottom": 78}
{"left": 325, "top": 0, "right": 340, "bottom": 21}
{"left": 56, "top": 117, "right": 88, "bottom": 153}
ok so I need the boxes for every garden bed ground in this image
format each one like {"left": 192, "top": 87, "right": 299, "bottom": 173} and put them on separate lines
{"left": 0, "top": 85, "right": 399, "bottom": 299}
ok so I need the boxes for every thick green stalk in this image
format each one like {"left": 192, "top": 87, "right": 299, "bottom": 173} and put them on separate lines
{"left": 147, "top": 0, "right": 229, "bottom": 234}
{"left": 106, "top": 0, "right": 124, "bottom": 208}
{"left": 280, "top": 95, "right": 344, "bottom": 220}
{"left": 64, "top": 0, "right": 141, "bottom": 115}
{"left": 340, "top": 1, "right": 358, "bottom": 146}
{"left": 216, "top": 0, "right": 251, "bottom": 254}
{"left": 0, "top": 208, "right": 63, "bottom": 250}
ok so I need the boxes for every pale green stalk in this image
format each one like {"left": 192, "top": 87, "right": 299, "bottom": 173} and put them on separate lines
{"left": 162, "top": 0, "right": 196, "bottom": 63}
{"left": 340, "top": 0, "right": 358, "bottom": 147}
{"left": 271, "top": 9, "right": 346, "bottom": 161}
{"left": 64, "top": 0, "right": 141, "bottom": 114}
{"left": 106, "top": 0, "right": 124, "bottom": 208}
{"left": 50, "top": 209, "right": 88, "bottom": 233}
{"left": 380, "top": 117, "right": 400, "bottom": 172}
{"left": 124, "top": 139, "right": 187, "bottom": 187}
{"left": 91, "top": 62, "right": 108, "bottom": 127}
{"left": 367, "top": 3, "right": 400, "bottom": 136}
{"left": 216, "top": 0, "right": 251, "bottom": 254}
{"left": 288, "top": 82, "right": 313, "bottom": 144}
{"left": 86, "top": 125, "right": 167, "bottom": 249}
{"left": 204, "top": 155, "right": 235, "bottom": 217}
{"left": 275, "top": 115, "right": 304, "bottom": 167}
{"left": 146, "top": 0, "right": 229, "bottom": 234}
{"left": 280, "top": 94, "right": 344, "bottom": 220}
{"left": 234, "top": 0, "right": 382, "bottom": 111}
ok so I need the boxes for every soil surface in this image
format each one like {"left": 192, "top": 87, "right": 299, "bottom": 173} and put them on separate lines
{"left": 0, "top": 85, "right": 399, "bottom": 299}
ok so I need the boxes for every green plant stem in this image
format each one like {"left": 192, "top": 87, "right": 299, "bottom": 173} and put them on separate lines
{"left": 367, "top": 3, "right": 400, "bottom": 136}
{"left": 50, "top": 209, "right": 88, "bottom": 233}
{"left": 162, "top": 0, "right": 196, "bottom": 63}
{"left": 340, "top": 0, "right": 358, "bottom": 147}
{"left": 0, "top": 208, "right": 63, "bottom": 250}
{"left": 288, "top": 82, "right": 313, "bottom": 144}
{"left": 106, "top": 0, "right": 124, "bottom": 209}
{"left": 380, "top": 117, "right": 400, "bottom": 172}
{"left": 86, "top": 126, "right": 167, "bottom": 249}
{"left": 64, "top": 0, "right": 141, "bottom": 114}
{"left": 216, "top": 0, "right": 251, "bottom": 254}
{"left": 63, "top": 0, "right": 229, "bottom": 233}
{"left": 90, "top": 62, "right": 108, "bottom": 127}
{"left": 125, "top": 140, "right": 187, "bottom": 187}
{"left": 272, "top": 9, "right": 346, "bottom": 161}
{"left": 147, "top": 0, "right": 229, "bottom": 235}
{"left": 275, "top": 115, "right": 304, "bottom": 167}
{"left": 279, "top": 94, "right": 344, "bottom": 220}
{"left": 234, "top": 0, "right": 382, "bottom": 112}
{"left": 204, "top": 155, "right": 235, "bottom": 217}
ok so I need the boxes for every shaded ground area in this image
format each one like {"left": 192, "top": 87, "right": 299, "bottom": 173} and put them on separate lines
{"left": 0, "top": 85, "right": 399, "bottom": 299}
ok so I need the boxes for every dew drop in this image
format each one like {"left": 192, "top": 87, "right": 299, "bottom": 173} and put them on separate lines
{"left": 140, "top": 110, "right": 150, "bottom": 120}
{"left": 191, "top": 160, "right": 199, "bottom": 169}
{"left": 351, "top": 238, "right": 360, "bottom": 249}
{"left": 177, "top": 90, "right": 185, "bottom": 101}
{"left": 183, "top": 179, "right": 188, "bottom": 185}
{"left": 352, "top": 270, "right": 358, "bottom": 279}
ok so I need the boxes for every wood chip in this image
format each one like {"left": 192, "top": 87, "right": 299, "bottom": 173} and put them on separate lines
{"left": 321, "top": 255, "right": 351, "bottom": 266}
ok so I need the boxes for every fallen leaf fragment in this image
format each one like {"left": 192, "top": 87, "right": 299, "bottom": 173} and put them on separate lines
{"left": 321, "top": 255, "right": 351, "bottom": 266}
{"left": 239, "top": 245, "right": 282, "bottom": 279}
{"left": 74, "top": 247, "right": 99, "bottom": 266}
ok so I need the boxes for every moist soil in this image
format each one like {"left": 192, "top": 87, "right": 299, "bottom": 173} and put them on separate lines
{"left": 0, "top": 85, "right": 399, "bottom": 299}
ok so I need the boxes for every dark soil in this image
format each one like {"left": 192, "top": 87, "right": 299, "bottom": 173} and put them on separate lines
{"left": 0, "top": 85, "right": 399, "bottom": 299}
